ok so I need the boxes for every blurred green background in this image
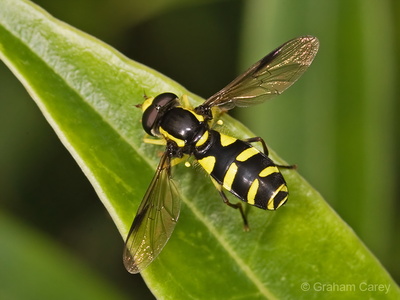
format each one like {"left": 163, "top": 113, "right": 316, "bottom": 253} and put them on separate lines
{"left": 0, "top": 0, "right": 399, "bottom": 299}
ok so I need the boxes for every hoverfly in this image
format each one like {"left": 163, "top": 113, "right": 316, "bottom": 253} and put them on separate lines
{"left": 123, "top": 36, "right": 319, "bottom": 274}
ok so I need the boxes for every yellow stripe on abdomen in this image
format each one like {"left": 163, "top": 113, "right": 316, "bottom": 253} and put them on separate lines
{"left": 223, "top": 162, "right": 238, "bottom": 191}
{"left": 195, "top": 130, "right": 209, "bottom": 147}
{"left": 267, "top": 184, "right": 288, "bottom": 210}
{"left": 259, "top": 166, "right": 279, "bottom": 177}
{"left": 220, "top": 134, "right": 237, "bottom": 147}
{"left": 197, "top": 156, "right": 216, "bottom": 174}
{"left": 247, "top": 179, "right": 259, "bottom": 205}
{"left": 236, "top": 147, "right": 259, "bottom": 162}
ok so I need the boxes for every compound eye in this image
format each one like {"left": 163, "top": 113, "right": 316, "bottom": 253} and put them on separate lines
{"left": 142, "top": 93, "right": 178, "bottom": 136}
{"left": 153, "top": 92, "right": 178, "bottom": 108}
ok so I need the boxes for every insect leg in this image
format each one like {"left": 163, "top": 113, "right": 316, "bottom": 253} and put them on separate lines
{"left": 243, "top": 136, "right": 296, "bottom": 169}
{"left": 210, "top": 177, "right": 250, "bottom": 231}
{"left": 180, "top": 95, "right": 192, "bottom": 109}
{"left": 143, "top": 134, "right": 167, "bottom": 146}
{"left": 243, "top": 136, "right": 269, "bottom": 155}
{"left": 277, "top": 164, "right": 297, "bottom": 170}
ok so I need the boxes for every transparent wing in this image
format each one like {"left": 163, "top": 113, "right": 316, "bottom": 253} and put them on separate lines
{"left": 123, "top": 151, "right": 181, "bottom": 274}
{"left": 202, "top": 36, "right": 319, "bottom": 110}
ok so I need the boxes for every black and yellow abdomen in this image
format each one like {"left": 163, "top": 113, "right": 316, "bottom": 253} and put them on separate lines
{"left": 195, "top": 130, "right": 288, "bottom": 210}
{"left": 124, "top": 36, "right": 319, "bottom": 273}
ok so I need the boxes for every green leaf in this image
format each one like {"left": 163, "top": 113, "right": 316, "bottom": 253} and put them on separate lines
{"left": 0, "top": 212, "right": 129, "bottom": 300}
{"left": 0, "top": 0, "right": 398, "bottom": 299}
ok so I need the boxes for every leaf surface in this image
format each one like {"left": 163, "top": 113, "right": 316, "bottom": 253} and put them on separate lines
{"left": 0, "top": 0, "right": 398, "bottom": 298}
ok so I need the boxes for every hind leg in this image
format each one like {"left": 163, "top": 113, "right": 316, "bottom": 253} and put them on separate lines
{"left": 210, "top": 177, "right": 249, "bottom": 231}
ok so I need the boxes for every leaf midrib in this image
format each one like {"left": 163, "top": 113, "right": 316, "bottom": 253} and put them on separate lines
{"left": 1, "top": 10, "right": 275, "bottom": 297}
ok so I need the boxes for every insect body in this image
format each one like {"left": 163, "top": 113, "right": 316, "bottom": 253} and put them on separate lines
{"left": 195, "top": 130, "right": 289, "bottom": 211}
{"left": 123, "top": 36, "right": 319, "bottom": 274}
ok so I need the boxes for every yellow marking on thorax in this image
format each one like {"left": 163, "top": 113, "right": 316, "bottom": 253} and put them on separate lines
{"left": 259, "top": 166, "right": 279, "bottom": 177}
{"left": 195, "top": 130, "right": 209, "bottom": 147}
{"left": 177, "top": 106, "right": 205, "bottom": 123}
{"left": 220, "top": 133, "right": 237, "bottom": 147}
{"left": 223, "top": 162, "right": 238, "bottom": 191}
{"left": 198, "top": 156, "right": 216, "bottom": 174}
{"left": 267, "top": 184, "right": 288, "bottom": 210}
{"left": 236, "top": 147, "right": 259, "bottom": 162}
{"left": 247, "top": 179, "right": 259, "bottom": 205}
{"left": 159, "top": 127, "right": 185, "bottom": 148}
